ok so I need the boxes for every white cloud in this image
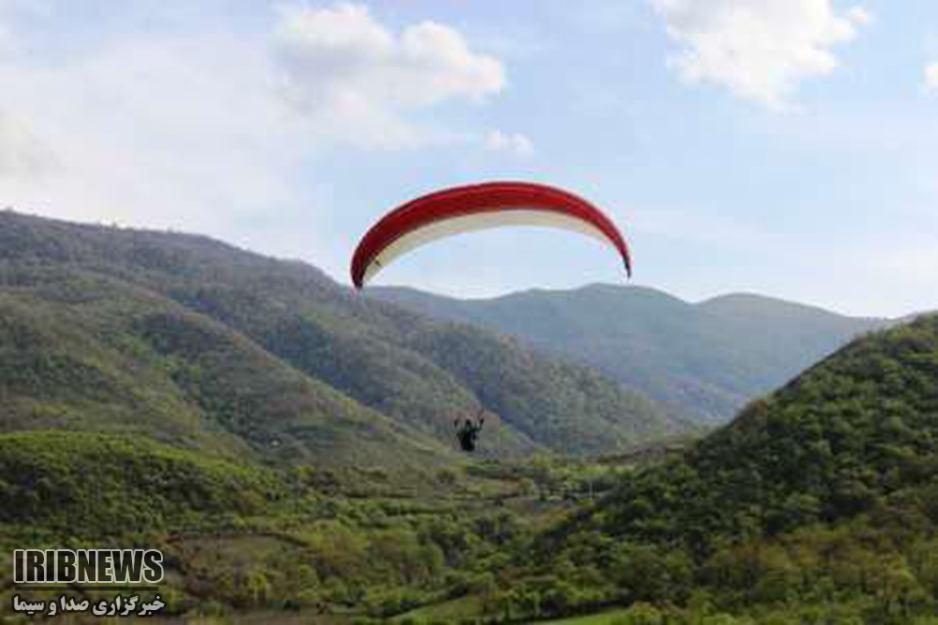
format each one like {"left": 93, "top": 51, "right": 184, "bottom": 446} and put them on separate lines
{"left": 924, "top": 62, "right": 938, "bottom": 92}
{"left": 0, "top": 2, "right": 514, "bottom": 274}
{"left": 484, "top": 130, "right": 535, "bottom": 157}
{"left": 274, "top": 3, "right": 506, "bottom": 149}
{"left": 651, "top": 0, "right": 870, "bottom": 108}
{"left": 0, "top": 33, "right": 300, "bottom": 237}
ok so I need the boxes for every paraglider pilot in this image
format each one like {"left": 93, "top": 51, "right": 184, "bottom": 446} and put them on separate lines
{"left": 455, "top": 410, "right": 485, "bottom": 452}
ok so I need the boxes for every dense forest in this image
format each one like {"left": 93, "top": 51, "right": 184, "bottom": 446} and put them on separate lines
{"left": 0, "top": 212, "right": 679, "bottom": 623}
{"left": 1, "top": 212, "right": 936, "bottom": 624}
{"left": 372, "top": 285, "right": 884, "bottom": 424}
{"left": 497, "top": 314, "right": 938, "bottom": 624}
{"left": 0, "top": 211, "right": 682, "bottom": 460}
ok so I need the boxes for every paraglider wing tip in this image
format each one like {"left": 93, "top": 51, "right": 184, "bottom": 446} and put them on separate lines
{"left": 350, "top": 251, "right": 366, "bottom": 289}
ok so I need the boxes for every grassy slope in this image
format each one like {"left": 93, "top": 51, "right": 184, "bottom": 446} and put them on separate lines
{"left": 370, "top": 284, "right": 885, "bottom": 424}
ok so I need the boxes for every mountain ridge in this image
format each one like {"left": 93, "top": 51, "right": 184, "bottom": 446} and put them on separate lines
{"left": 0, "top": 210, "right": 682, "bottom": 460}
{"left": 493, "top": 312, "right": 938, "bottom": 623}
{"left": 370, "top": 282, "right": 887, "bottom": 424}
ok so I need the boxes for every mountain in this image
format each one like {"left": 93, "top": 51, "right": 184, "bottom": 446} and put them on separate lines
{"left": 0, "top": 268, "right": 443, "bottom": 473}
{"left": 504, "top": 313, "right": 938, "bottom": 622}
{"left": 3, "top": 210, "right": 930, "bottom": 623}
{"left": 0, "top": 210, "right": 681, "bottom": 460}
{"left": 560, "top": 311, "right": 938, "bottom": 547}
{"left": 370, "top": 284, "right": 886, "bottom": 424}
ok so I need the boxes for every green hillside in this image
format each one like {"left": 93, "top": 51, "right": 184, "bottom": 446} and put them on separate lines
{"left": 0, "top": 431, "right": 288, "bottom": 538}
{"left": 0, "top": 266, "right": 451, "bottom": 473}
{"left": 0, "top": 211, "right": 692, "bottom": 620}
{"left": 0, "top": 211, "right": 681, "bottom": 458}
{"left": 370, "top": 284, "right": 885, "bottom": 424}
{"left": 0, "top": 427, "right": 554, "bottom": 619}
{"left": 9, "top": 210, "right": 930, "bottom": 623}
{"left": 499, "top": 314, "right": 938, "bottom": 623}
{"left": 569, "top": 313, "right": 938, "bottom": 545}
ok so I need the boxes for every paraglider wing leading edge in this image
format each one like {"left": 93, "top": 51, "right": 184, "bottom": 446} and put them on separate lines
{"left": 351, "top": 181, "right": 632, "bottom": 289}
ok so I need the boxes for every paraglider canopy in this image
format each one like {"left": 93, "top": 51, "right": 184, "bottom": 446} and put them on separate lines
{"left": 350, "top": 181, "right": 631, "bottom": 289}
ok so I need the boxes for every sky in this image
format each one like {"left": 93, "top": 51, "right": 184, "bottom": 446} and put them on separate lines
{"left": 0, "top": 0, "right": 935, "bottom": 317}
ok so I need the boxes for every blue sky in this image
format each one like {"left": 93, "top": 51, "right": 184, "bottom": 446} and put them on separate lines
{"left": 0, "top": 0, "right": 936, "bottom": 317}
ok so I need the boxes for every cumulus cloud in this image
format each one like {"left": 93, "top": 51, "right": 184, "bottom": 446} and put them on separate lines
{"left": 651, "top": 0, "right": 870, "bottom": 108}
{"left": 0, "top": 33, "right": 301, "bottom": 237}
{"left": 0, "top": 2, "right": 513, "bottom": 272}
{"left": 484, "top": 130, "right": 535, "bottom": 157}
{"left": 274, "top": 3, "right": 506, "bottom": 148}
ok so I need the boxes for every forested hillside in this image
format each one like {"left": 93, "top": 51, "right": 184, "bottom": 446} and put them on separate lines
{"left": 4, "top": 210, "right": 929, "bottom": 624}
{"left": 493, "top": 314, "right": 938, "bottom": 623}
{"left": 371, "top": 285, "right": 885, "bottom": 424}
{"left": 0, "top": 210, "right": 690, "bottom": 621}
{"left": 0, "top": 269, "right": 444, "bottom": 472}
{"left": 0, "top": 211, "right": 681, "bottom": 459}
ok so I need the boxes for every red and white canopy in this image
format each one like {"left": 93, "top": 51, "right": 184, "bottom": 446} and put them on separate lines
{"left": 350, "top": 181, "right": 632, "bottom": 289}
